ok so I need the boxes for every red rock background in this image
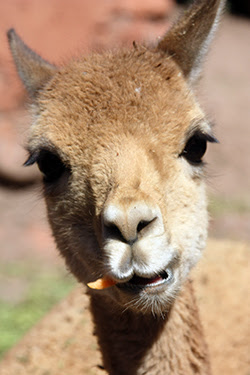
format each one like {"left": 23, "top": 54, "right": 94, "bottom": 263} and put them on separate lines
{"left": 0, "top": 0, "right": 249, "bottom": 373}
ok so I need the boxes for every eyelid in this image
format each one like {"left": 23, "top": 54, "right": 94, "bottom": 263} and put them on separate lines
{"left": 185, "top": 130, "right": 219, "bottom": 145}
{"left": 24, "top": 145, "right": 69, "bottom": 167}
{"left": 184, "top": 117, "right": 219, "bottom": 144}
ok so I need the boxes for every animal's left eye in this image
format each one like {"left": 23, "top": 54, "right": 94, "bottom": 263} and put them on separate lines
{"left": 180, "top": 134, "right": 207, "bottom": 165}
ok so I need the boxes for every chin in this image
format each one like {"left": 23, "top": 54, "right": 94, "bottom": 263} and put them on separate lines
{"left": 105, "top": 271, "right": 182, "bottom": 317}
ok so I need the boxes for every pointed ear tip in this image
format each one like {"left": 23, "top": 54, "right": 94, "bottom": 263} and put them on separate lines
{"left": 7, "top": 28, "right": 19, "bottom": 47}
{"left": 7, "top": 28, "right": 15, "bottom": 40}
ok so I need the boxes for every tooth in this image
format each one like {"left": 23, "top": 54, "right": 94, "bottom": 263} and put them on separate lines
{"left": 87, "top": 277, "right": 116, "bottom": 290}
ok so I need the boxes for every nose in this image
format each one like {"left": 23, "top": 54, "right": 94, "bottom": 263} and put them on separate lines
{"left": 102, "top": 202, "right": 159, "bottom": 244}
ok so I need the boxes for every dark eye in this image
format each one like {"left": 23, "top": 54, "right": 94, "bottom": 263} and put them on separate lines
{"left": 36, "top": 150, "right": 66, "bottom": 183}
{"left": 181, "top": 134, "right": 207, "bottom": 164}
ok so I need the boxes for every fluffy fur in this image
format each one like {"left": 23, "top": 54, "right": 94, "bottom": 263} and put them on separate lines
{"left": 8, "top": 0, "right": 225, "bottom": 373}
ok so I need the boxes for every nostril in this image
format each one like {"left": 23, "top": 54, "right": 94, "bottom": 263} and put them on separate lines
{"left": 137, "top": 220, "right": 151, "bottom": 233}
{"left": 102, "top": 204, "right": 161, "bottom": 243}
{"left": 104, "top": 223, "right": 125, "bottom": 242}
{"left": 136, "top": 217, "right": 156, "bottom": 234}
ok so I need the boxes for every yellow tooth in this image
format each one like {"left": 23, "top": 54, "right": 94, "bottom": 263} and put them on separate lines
{"left": 87, "top": 277, "right": 116, "bottom": 290}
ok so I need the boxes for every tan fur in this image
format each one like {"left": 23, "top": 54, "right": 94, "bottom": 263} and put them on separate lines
{"left": 8, "top": 1, "right": 225, "bottom": 374}
{"left": 90, "top": 280, "right": 211, "bottom": 375}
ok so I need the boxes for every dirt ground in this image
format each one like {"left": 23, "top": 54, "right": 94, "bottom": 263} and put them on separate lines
{"left": 0, "top": 0, "right": 249, "bottom": 374}
{"left": 0, "top": 239, "right": 249, "bottom": 375}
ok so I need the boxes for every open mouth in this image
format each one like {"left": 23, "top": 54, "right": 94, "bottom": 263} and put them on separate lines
{"left": 118, "top": 270, "right": 172, "bottom": 291}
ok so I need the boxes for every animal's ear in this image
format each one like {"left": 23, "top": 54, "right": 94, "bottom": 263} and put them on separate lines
{"left": 7, "top": 29, "right": 57, "bottom": 98}
{"left": 157, "top": 0, "right": 225, "bottom": 83}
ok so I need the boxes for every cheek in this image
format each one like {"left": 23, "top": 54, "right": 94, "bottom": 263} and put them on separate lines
{"left": 45, "top": 196, "right": 102, "bottom": 282}
{"left": 164, "top": 175, "right": 208, "bottom": 277}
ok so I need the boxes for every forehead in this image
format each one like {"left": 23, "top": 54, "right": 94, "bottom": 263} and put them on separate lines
{"left": 30, "top": 46, "right": 205, "bottom": 160}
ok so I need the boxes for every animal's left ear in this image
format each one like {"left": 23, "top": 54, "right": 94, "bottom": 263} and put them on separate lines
{"left": 157, "top": 0, "right": 225, "bottom": 84}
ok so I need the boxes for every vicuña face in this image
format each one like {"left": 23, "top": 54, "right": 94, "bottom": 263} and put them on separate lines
{"left": 27, "top": 48, "right": 216, "bottom": 315}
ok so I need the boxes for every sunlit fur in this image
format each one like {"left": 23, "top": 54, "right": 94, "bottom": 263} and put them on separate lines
{"left": 8, "top": 1, "right": 225, "bottom": 373}
{"left": 26, "top": 55, "right": 210, "bottom": 315}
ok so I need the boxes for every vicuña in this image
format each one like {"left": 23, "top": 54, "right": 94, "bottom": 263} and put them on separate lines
{"left": 8, "top": 1, "right": 225, "bottom": 374}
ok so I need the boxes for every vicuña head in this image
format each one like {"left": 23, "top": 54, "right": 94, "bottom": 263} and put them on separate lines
{"left": 8, "top": 0, "right": 223, "bottom": 318}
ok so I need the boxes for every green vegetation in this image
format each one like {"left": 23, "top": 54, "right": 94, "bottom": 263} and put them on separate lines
{"left": 0, "top": 261, "right": 76, "bottom": 359}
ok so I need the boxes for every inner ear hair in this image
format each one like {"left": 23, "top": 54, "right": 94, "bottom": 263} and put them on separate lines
{"left": 157, "top": 0, "right": 226, "bottom": 83}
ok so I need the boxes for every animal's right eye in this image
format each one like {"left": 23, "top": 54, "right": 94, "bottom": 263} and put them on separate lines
{"left": 37, "top": 150, "right": 66, "bottom": 183}
{"left": 25, "top": 149, "right": 68, "bottom": 183}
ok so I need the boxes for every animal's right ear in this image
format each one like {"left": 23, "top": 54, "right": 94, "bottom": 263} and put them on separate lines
{"left": 7, "top": 29, "right": 57, "bottom": 98}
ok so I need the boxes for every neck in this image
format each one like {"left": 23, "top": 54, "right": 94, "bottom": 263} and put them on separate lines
{"left": 89, "top": 280, "right": 211, "bottom": 375}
